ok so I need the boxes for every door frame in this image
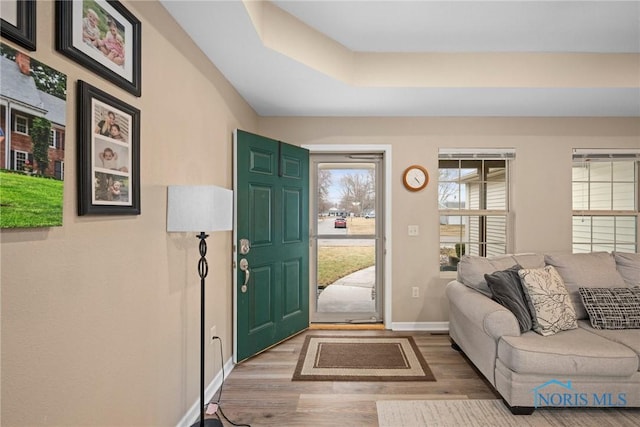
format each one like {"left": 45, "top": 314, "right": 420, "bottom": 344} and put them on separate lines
{"left": 303, "top": 144, "right": 392, "bottom": 330}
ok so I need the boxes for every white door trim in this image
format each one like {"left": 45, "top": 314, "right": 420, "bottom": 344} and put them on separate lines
{"left": 302, "top": 144, "right": 392, "bottom": 330}
{"left": 232, "top": 130, "right": 239, "bottom": 361}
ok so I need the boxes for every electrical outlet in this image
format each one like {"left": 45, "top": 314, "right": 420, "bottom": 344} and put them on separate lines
{"left": 408, "top": 225, "right": 419, "bottom": 236}
{"left": 412, "top": 287, "right": 420, "bottom": 298}
{"left": 210, "top": 325, "right": 217, "bottom": 341}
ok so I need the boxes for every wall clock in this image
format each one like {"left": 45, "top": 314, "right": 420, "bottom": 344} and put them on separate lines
{"left": 402, "top": 165, "right": 429, "bottom": 192}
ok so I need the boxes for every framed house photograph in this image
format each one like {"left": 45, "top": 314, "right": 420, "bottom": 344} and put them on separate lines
{"left": 77, "top": 80, "right": 140, "bottom": 215}
{"left": 0, "top": 43, "right": 67, "bottom": 228}
{"left": 56, "top": 0, "right": 141, "bottom": 96}
{"left": 0, "top": 0, "right": 36, "bottom": 51}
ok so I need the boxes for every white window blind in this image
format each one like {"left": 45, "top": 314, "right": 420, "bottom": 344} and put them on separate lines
{"left": 573, "top": 148, "right": 640, "bottom": 161}
{"left": 439, "top": 148, "right": 516, "bottom": 160}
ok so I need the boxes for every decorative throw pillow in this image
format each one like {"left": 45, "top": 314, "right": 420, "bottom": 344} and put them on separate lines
{"left": 485, "top": 265, "right": 533, "bottom": 333}
{"left": 518, "top": 266, "right": 578, "bottom": 336}
{"left": 578, "top": 287, "right": 640, "bottom": 330}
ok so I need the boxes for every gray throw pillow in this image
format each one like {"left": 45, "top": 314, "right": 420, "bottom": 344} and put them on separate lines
{"left": 485, "top": 265, "right": 533, "bottom": 333}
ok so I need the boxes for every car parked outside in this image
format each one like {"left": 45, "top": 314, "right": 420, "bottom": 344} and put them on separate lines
{"left": 365, "top": 211, "right": 375, "bottom": 219}
{"left": 334, "top": 217, "right": 347, "bottom": 228}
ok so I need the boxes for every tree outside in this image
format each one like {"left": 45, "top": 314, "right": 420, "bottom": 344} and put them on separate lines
{"left": 318, "top": 167, "right": 375, "bottom": 217}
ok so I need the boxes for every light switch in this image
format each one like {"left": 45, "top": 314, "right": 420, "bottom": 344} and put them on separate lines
{"left": 408, "top": 225, "right": 419, "bottom": 236}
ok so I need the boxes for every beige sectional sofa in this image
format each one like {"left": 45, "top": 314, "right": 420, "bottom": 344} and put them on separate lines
{"left": 446, "top": 252, "right": 640, "bottom": 414}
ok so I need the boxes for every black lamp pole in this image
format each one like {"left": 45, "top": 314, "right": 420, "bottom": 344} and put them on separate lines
{"left": 190, "top": 232, "right": 221, "bottom": 427}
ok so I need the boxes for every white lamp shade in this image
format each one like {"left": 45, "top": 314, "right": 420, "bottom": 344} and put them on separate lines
{"left": 167, "top": 185, "right": 233, "bottom": 232}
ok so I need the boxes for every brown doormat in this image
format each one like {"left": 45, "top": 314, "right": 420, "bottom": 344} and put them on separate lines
{"left": 292, "top": 335, "right": 436, "bottom": 381}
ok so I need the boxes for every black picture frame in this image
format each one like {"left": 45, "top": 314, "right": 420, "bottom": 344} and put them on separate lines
{"left": 56, "top": 0, "right": 141, "bottom": 96}
{"left": 0, "top": 0, "right": 36, "bottom": 51}
{"left": 77, "top": 80, "right": 140, "bottom": 215}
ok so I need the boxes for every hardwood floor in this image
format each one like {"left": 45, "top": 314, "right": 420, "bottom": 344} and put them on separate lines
{"left": 212, "top": 330, "right": 499, "bottom": 426}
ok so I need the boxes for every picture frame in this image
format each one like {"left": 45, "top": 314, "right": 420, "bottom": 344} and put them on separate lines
{"left": 0, "top": 0, "right": 36, "bottom": 51}
{"left": 77, "top": 80, "right": 140, "bottom": 215}
{"left": 56, "top": 0, "right": 141, "bottom": 96}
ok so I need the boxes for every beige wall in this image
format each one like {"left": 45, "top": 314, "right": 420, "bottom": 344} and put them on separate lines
{"left": 1, "top": 2, "right": 639, "bottom": 427}
{"left": 1, "top": 2, "right": 257, "bottom": 426}
{"left": 258, "top": 117, "right": 640, "bottom": 323}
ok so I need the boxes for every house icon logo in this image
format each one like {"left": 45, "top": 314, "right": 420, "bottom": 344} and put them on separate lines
{"left": 531, "top": 379, "right": 573, "bottom": 408}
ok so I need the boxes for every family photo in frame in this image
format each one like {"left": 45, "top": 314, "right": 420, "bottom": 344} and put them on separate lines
{"left": 56, "top": 0, "right": 141, "bottom": 96}
{"left": 77, "top": 80, "right": 140, "bottom": 215}
{"left": 93, "top": 100, "right": 131, "bottom": 204}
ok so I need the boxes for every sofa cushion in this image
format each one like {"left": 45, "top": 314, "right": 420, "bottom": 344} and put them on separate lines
{"left": 544, "top": 252, "right": 627, "bottom": 319}
{"left": 614, "top": 252, "right": 640, "bottom": 287}
{"left": 579, "top": 287, "right": 640, "bottom": 330}
{"left": 498, "top": 328, "right": 639, "bottom": 377}
{"left": 485, "top": 265, "right": 533, "bottom": 333}
{"left": 457, "top": 253, "right": 545, "bottom": 297}
{"left": 518, "top": 266, "right": 578, "bottom": 336}
{"left": 578, "top": 320, "right": 640, "bottom": 368}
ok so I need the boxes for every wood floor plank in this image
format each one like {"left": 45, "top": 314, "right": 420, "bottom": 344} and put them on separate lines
{"left": 211, "top": 330, "right": 501, "bottom": 426}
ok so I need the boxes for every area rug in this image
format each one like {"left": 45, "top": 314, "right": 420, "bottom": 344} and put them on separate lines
{"left": 376, "top": 399, "right": 640, "bottom": 427}
{"left": 292, "top": 335, "right": 435, "bottom": 381}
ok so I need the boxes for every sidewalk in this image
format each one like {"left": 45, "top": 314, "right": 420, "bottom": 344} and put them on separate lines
{"left": 317, "top": 266, "right": 375, "bottom": 312}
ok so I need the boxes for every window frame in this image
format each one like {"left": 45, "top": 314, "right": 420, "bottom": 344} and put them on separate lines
{"left": 571, "top": 151, "right": 639, "bottom": 253}
{"left": 13, "top": 150, "right": 28, "bottom": 170}
{"left": 49, "top": 128, "right": 57, "bottom": 148}
{"left": 438, "top": 151, "right": 514, "bottom": 276}
{"left": 14, "top": 114, "right": 29, "bottom": 135}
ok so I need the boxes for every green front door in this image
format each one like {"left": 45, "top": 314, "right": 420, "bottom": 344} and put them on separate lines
{"left": 234, "top": 130, "right": 309, "bottom": 362}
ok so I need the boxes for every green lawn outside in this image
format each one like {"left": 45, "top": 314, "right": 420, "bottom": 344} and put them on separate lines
{"left": 317, "top": 245, "right": 375, "bottom": 286}
{"left": 0, "top": 171, "right": 64, "bottom": 228}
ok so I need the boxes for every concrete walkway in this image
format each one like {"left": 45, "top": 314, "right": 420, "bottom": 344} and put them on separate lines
{"left": 317, "top": 266, "right": 376, "bottom": 312}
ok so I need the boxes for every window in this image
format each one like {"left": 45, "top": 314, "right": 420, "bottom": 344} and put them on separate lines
{"left": 14, "top": 150, "right": 28, "bottom": 170}
{"left": 15, "top": 115, "right": 28, "bottom": 134}
{"left": 572, "top": 149, "right": 639, "bottom": 253}
{"left": 49, "top": 128, "right": 57, "bottom": 148}
{"left": 438, "top": 149, "right": 514, "bottom": 272}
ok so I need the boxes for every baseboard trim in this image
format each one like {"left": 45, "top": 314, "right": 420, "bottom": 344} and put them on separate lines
{"left": 309, "top": 323, "right": 386, "bottom": 330}
{"left": 176, "top": 357, "right": 235, "bottom": 427}
{"left": 391, "top": 321, "right": 449, "bottom": 332}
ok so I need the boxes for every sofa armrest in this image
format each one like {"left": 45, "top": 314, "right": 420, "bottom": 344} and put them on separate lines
{"left": 446, "top": 280, "right": 521, "bottom": 339}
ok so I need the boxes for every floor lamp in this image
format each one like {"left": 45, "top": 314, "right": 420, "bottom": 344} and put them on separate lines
{"left": 167, "top": 185, "right": 233, "bottom": 427}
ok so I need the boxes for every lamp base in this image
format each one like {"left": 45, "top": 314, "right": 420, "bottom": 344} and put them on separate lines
{"left": 190, "top": 418, "right": 223, "bottom": 427}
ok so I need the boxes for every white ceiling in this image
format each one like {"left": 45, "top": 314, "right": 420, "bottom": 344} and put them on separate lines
{"left": 160, "top": 1, "right": 640, "bottom": 117}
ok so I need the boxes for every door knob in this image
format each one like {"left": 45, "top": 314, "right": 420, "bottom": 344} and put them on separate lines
{"left": 239, "top": 258, "right": 250, "bottom": 293}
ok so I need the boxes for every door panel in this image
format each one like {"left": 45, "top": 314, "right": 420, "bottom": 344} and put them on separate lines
{"left": 235, "top": 129, "right": 309, "bottom": 362}
{"left": 249, "top": 265, "right": 274, "bottom": 332}
{"left": 283, "top": 259, "right": 302, "bottom": 315}
{"left": 283, "top": 189, "right": 302, "bottom": 241}
{"left": 250, "top": 184, "right": 272, "bottom": 245}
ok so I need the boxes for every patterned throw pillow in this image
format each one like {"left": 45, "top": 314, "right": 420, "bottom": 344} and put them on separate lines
{"left": 518, "top": 266, "right": 578, "bottom": 336}
{"left": 578, "top": 287, "right": 640, "bottom": 330}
